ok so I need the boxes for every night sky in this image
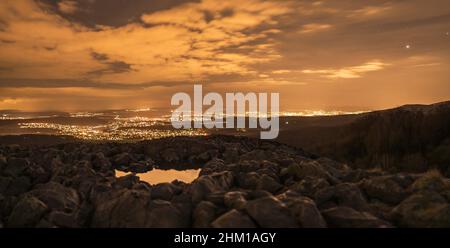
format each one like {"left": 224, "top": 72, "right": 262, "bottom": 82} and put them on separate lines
{"left": 1, "top": 0, "right": 449, "bottom": 111}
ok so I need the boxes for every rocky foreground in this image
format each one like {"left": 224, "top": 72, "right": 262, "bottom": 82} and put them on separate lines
{"left": 1, "top": 135, "right": 450, "bottom": 228}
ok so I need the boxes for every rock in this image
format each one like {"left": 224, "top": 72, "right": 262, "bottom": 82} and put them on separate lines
{"left": 193, "top": 201, "right": 217, "bottom": 228}
{"left": 342, "top": 169, "right": 385, "bottom": 183}
{"left": 151, "top": 183, "right": 175, "bottom": 201}
{"left": 315, "top": 183, "right": 369, "bottom": 211}
{"left": 128, "top": 161, "right": 153, "bottom": 173}
{"left": 3, "top": 158, "right": 29, "bottom": 177}
{"left": 240, "top": 149, "right": 268, "bottom": 161}
{"left": 161, "top": 148, "right": 180, "bottom": 163}
{"left": 277, "top": 191, "right": 326, "bottom": 228}
{"left": 0, "top": 155, "right": 7, "bottom": 171}
{"left": 322, "top": 207, "right": 392, "bottom": 228}
{"left": 411, "top": 171, "right": 447, "bottom": 193}
{"left": 237, "top": 172, "right": 260, "bottom": 189}
{"left": 91, "top": 152, "right": 112, "bottom": 172}
{"left": 115, "top": 173, "right": 139, "bottom": 189}
{"left": 48, "top": 211, "right": 79, "bottom": 228}
{"left": 5, "top": 176, "right": 31, "bottom": 196}
{"left": 391, "top": 191, "right": 450, "bottom": 227}
{"left": 281, "top": 160, "right": 337, "bottom": 183}
{"left": 0, "top": 176, "right": 13, "bottom": 194}
{"left": 224, "top": 191, "right": 247, "bottom": 210}
{"left": 256, "top": 174, "right": 283, "bottom": 193}
{"left": 145, "top": 199, "right": 188, "bottom": 228}
{"left": 28, "top": 182, "right": 80, "bottom": 213}
{"left": 113, "top": 153, "right": 134, "bottom": 167}
{"left": 205, "top": 191, "right": 226, "bottom": 206}
{"left": 92, "top": 189, "right": 150, "bottom": 228}
{"left": 7, "top": 196, "right": 48, "bottom": 227}
{"left": 200, "top": 159, "right": 226, "bottom": 175}
{"left": 190, "top": 171, "right": 234, "bottom": 203}
{"left": 245, "top": 196, "right": 299, "bottom": 228}
{"left": 289, "top": 176, "right": 330, "bottom": 198}
{"left": 212, "top": 209, "right": 256, "bottom": 228}
{"left": 223, "top": 147, "right": 240, "bottom": 164}
{"left": 361, "top": 175, "right": 411, "bottom": 205}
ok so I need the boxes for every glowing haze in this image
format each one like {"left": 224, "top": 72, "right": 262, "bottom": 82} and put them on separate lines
{"left": 0, "top": 0, "right": 449, "bottom": 112}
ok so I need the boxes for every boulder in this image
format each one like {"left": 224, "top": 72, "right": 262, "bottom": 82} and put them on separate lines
{"left": 211, "top": 209, "right": 256, "bottom": 228}
{"left": 7, "top": 196, "right": 48, "bottom": 227}
{"left": 190, "top": 171, "right": 234, "bottom": 203}
{"left": 391, "top": 191, "right": 450, "bottom": 227}
{"left": 161, "top": 148, "right": 180, "bottom": 163}
{"left": 92, "top": 189, "right": 150, "bottom": 228}
{"left": 281, "top": 160, "right": 337, "bottom": 183}
{"left": 5, "top": 176, "right": 31, "bottom": 196}
{"left": 361, "top": 175, "right": 411, "bottom": 205}
{"left": 3, "top": 158, "right": 29, "bottom": 177}
{"left": 48, "top": 211, "right": 79, "bottom": 228}
{"left": 322, "top": 207, "right": 392, "bottom": 228}
{"left": 256, "top": 174, "right": 283, "bottom": 193}
{"left": 115, "top": 173, "right": 139, "bottom": 189}
{"left": 289, "top": 176, "right": 330, "bottom": 198}
{"left": 145, "top": 199, "right": 188, "bottom": 228}
{"left": 277, "top": 191, "right": 326, "bottom": 228}
{"left": 151, "top": 183, "right": 175, "bottom": 201}
{"left": 28, "top": 182, "right": 80, "bottom": 213}
{"left": 315, "top": 183, "right": 369, "bottom": 211}
{"left": 224, "top": 191, "right": 247, "bottom": 210}
{"left": 192, "top": 201, "right": 217, "bottom": 228}
{"left": 245, "top": 196, "right": 299, "bottom": 228}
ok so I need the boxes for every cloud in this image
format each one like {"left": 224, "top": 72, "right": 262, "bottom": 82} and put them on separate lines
{"left": 299, "top": 23, "right": 332, "bottom": 34}
{"left": 58, "top": 0, "right": 80, "bottom": 14}
{"left": 302, "top": 60, "right": 389, "bottom": 79}
{"left": 0, "top": 0, "right": 295, "bottom": 85}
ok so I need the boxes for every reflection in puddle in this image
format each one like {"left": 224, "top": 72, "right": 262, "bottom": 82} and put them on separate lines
{"left": 115, "top": 169, "right": 200, "bottom": 185}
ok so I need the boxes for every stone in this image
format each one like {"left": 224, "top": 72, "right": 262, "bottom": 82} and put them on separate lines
{"left": 115, "top": 173, "right": 139, "bottom": 189}
{"left": 322, "top": 207, "right": 392, "bottom": 228}
{"left": 128, "top": 161, "right": 153, "bottom": 173}
{"left": 161, "top": 148, "right": 180, "bottom": 163}
{"left": 245, "top": 196, "right": 299, "bottom": 228}
{"left": 224, "top": 191, "right": 247, "bottom": 210}
{"left": 5, "top": 176, "right": 31, "bottom": 196}
{"left": 92, "top": 189, "right": 150, "bottom": 228}
{"left": 28, "top": 182, "right": 80, "bottom": 213}
{"left": 113, "top": 153, "right": 134, "bottom": 167}
{"left": 315, "top": 183, "right": 369, "bottom": 211}
{"left": 145, "top": 199, "right": 188, "bottom": 228}
{"left": 256, "top": 174, "right": 283, "bottom": 193}
{"left": 411, "top": 171, "right": 447, "bottom": 193}
{"left": 151, "top": 183, "right": 175, "bottom": 201}
{"left": 277, "top": 191, "right": 326, "bottom": 228}
{"left": 7, "top": 196, "right": 48, "bottom": 227}
{"left": 281, "top": 160, "right": 336, "bottom": 183}
{"left": 211, "top": 209, "right": 256, "bottom": 228}
{"left": 290, "top": 176, "right": 330, "bottom": 198}
{"left": 48, "top": 211, "right": 79, "bottom": 228}
{"left": 391, "top": 191, "right": 450, "bottom": 228}
{"left": 361, "top": 175, "right": 410, "bottom": 205}
{"left": 3, "top": 158, "right": 29, "bottom": 177}
{"left": 193, "top": 201, "right": 217, "bottom": 228}
{"left": 190, "top": 171, "right": 234, "bottom": 203}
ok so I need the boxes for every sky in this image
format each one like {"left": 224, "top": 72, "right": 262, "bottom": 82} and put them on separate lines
{"left": 0, "top": 0, "right": 449, "bottom": 112}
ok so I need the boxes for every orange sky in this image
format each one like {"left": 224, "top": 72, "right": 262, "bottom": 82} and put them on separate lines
{"left": 0, "top": 0, "right": 449, "bottom": 112}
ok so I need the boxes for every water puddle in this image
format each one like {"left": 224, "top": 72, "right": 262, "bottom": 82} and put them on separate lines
{"left": 115, "top": 169, "right": 200, "bottom": 185}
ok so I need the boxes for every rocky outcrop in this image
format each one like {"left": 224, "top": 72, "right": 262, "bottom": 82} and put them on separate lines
{"left": 1, "top": 135, "right": 450, "bottom": 228}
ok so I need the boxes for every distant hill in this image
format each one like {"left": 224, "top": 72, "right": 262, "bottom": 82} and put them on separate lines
{"left": 276, "top": 101, "right": 450, "bottom": 176}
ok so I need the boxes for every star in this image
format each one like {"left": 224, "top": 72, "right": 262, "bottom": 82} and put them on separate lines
{"left": 405, "top": 44, "right": 411, "bottom": 49}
